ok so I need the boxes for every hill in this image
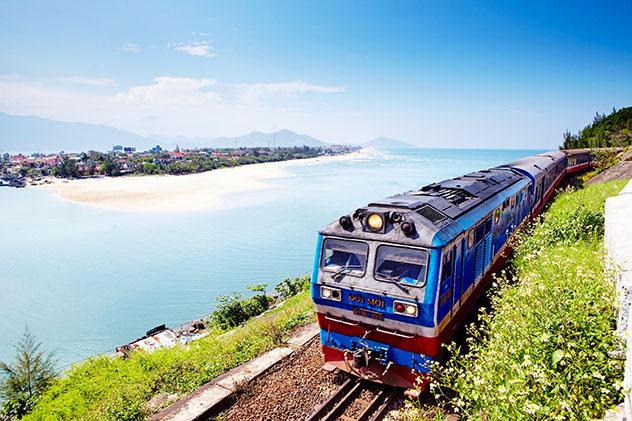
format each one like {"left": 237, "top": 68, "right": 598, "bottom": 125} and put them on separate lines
{"left": 360, "top": 136, "right": 415, "bottom": 149}
{"left": 562, "top": 107, "right": 632, "bottom": 149}
{"left": 0, "top": 112, "right": 150, "bottom": 153}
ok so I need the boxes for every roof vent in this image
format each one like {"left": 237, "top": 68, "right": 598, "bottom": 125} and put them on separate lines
{"left": 416, "top": 205, "right": 447, "bottom": 224}
{"left": 436, "top": 188, "right": 475, "bottom": 205}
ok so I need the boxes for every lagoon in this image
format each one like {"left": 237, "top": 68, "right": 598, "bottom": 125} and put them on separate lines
{"left": 0, "top": 148, "right": 542, "bottom": 368}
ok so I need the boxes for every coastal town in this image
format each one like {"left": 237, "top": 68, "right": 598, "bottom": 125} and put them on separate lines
{"left": 0, "top": 144, "right": 357, "bottom": 188}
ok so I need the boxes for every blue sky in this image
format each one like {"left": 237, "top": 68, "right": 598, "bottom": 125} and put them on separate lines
{"left": 1, "top": 0, "right": 631, "bottom": 148}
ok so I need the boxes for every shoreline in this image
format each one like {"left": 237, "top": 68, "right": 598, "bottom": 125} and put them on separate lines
{"left": 32, "top": 150, "right": 367, "bottom": 213}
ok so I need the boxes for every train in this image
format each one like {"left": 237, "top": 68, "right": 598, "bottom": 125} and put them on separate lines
{"left": 310, "top": 149, "right": 592, "bottom": 389}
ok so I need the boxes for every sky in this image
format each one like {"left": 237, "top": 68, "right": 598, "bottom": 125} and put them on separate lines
{"left": 0, "top": 0, "right": 631, "bottom": 148}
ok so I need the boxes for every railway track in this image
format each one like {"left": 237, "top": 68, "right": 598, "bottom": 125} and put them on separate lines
{"left": 306, "top": 377, "right": 399, "bottom": 421}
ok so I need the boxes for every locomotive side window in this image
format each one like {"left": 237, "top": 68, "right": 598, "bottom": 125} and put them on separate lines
{"left": 374, "top": 245, "right": 428, "bottom": 286}
{"left": 321, "top": 238, "right": 368, "bottom": 275}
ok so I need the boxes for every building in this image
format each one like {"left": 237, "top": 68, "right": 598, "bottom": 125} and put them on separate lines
{"left": 150, "top": 145, "right": 163, "bottom": 154}
{"left": 113, "top": 145, "right": 123, "bottom": 152}
{"left": 123, "top": 146, "right": 136, "bottom": 153}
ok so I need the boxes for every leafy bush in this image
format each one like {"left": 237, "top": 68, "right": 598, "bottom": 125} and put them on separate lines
{"left": 275, "top": 275, "right": 310, "bottom": 300}
{"left": 579, "top": 148, "right": 627, "bottom": 183}
{"left": 210, "top": 283, "right": 273, "bottom": 330}
{"left": 424, "top": 180, "right": 626, "bottom": 420}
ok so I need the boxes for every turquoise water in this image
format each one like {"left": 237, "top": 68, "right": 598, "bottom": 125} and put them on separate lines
{"left": 0, "top": 148, "right": 543, "bottom": 368}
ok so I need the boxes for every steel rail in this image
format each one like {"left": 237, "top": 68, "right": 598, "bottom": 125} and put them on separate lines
{"left": 306, "top": 376, "right": 399, "bottom": 421}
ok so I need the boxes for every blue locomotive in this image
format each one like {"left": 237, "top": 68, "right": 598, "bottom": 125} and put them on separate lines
{"left": 310, "top": 150, "right": 592, "bottom": 388}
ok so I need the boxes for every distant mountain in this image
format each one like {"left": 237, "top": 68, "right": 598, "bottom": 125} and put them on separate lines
{"left": 150, "top": 129, "right": 329, "bottom": 149}
{"left": 361, "top": 136, "right": 416, "bottom": 149}
{"left": 0, "top": 112, "right": 150, "bottom": 153}
{"left": 0, "top": 112, "right": 332, "bottom": 153}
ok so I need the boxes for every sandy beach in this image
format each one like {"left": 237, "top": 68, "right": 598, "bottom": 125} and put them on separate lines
{"left": 34, "top": 151, "right": 366, "bottom": 212}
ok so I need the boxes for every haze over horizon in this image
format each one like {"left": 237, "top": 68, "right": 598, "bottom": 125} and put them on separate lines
{"left": 1, "top": 1, "right": 631, "bottom": 149}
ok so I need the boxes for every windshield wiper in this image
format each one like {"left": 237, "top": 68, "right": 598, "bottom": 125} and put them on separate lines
{"left": 333, "top": 267, "right": 352, "bottom": 281}
{"left": 377, "top": 273, "right": 410, "bottom": 293}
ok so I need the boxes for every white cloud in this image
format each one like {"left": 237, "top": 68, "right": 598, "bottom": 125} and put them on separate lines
{"left": 0, "top": 76, "right": 354, "bottom": 141}
{"left": 58, "top": 76, "right": 116, "bottom": 87}
{"left": 119, "top": 43, "right": 142, "bottom": 53}
{"left": 112, "top": 76, "right": 220, "bottom": 106}
{"left": 170, "top": 41, "right": 216, "bottom": 58}
{"left": 234, "top": 81, "right": 346, "bottom": 103}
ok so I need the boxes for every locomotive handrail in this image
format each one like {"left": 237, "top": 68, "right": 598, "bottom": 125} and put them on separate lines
{"left": 375, "top": 326, "right": 415, "bottom": 339}
{"left": 325, "top": 314, "right": 360, "bottom": 326}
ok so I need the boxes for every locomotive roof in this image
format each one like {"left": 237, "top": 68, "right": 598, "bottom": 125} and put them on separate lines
{"left": 368, "top": 166, "right": 523, "bottom": 221}
{"left": 498, "top": 152, "right": 563, "bottom": 179}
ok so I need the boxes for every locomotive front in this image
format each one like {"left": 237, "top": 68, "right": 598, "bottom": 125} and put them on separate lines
{"left": 311, "top": 203, "right": 445, "bottom": 389}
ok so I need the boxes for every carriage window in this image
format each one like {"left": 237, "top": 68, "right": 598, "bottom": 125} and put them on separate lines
{"left": 321, "top": 238, "right": 368, "bottom": 275}
{"left": 374, "top": 245, "right": 428, "bottom": 286}
{"left": 502, "top": 199, "right": 510, "bottom": 210}
{"left": 494, "top": 208, "right": 501, "bottom": 223}
{"left": 468, "top": 229, "right": 475, "bottom": 248}
{"left": 441, "top": 248, "right": 454, "bottom": 280}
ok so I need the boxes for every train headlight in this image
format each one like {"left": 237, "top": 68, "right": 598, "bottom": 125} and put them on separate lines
{"left": 393, "top": 300, "right": 418, "bottom": 317}
{"left": 366, "top": 213, "right": 384, "bottom": 231}
{"left": 320, "top": 286, "right": 341, "bottom": 301}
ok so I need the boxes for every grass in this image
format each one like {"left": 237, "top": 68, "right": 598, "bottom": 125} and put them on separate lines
{"left": 24, "top": 289, "right": 315, "bottom": 420}
{"left": 412, "top": 180, "right": 627, "bottom": 420}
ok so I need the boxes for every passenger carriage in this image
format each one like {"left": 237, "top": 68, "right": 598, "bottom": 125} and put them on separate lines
{"left": 310, "top": 150, "right": 592, "bottom": 389}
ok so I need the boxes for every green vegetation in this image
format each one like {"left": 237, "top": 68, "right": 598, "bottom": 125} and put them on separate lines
{"left": 422, "top": 180, "right": 626, "bottom": 420}
{"left": 563, "top": 107, "right": 632, "bottom": 149}
{"left": 0, "top": 327, "right": 57, "bottom": 419}
{"left": 51, "top": 156, "right": 80, "bottom": 178}
{"left": 1, "top": 146, "right": 353, "bottom": 184}
{"left": 209, "top": 277, "right": 310, "bottom": 330}
{"left": 16, "top": 276, "right": 313, "bottom": 420}
{"left": 579, "top": 147, "right": 630, "bottom": 183}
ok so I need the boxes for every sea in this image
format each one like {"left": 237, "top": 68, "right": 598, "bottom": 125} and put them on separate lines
{"left": 0, "top": 148, "right": 544, "bottom": 369}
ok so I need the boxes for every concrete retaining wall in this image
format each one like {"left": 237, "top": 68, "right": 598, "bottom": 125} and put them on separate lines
{"left": 605, "top": 180, "right": 632, "bottom": 419}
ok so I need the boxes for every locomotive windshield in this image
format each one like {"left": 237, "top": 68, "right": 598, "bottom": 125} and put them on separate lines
{"left": 321, "top": 238, "right": 368, "bottom": 276}
{"left": 374, "top": 245, "right": 428, "bottom": 286}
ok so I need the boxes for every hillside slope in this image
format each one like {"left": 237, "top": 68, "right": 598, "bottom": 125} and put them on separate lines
{"left": 562, "top": 107, "right": 632, "bottom": 149}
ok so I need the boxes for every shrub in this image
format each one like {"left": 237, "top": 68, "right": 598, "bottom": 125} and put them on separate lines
{"left": 424, "top": 180, "right": 626, "bottom": 420}
{"left": 275, "top": 275, "right": 310, "bottom": 300}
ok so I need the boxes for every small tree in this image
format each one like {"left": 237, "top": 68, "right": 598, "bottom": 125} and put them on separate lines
{"left": 54, "top": 156, "right": 79, "bottom": 178}
{"left": 0, "top": 326, "right": 57, "bottom": 417}
{"left": 101, "top": 154, "right": 120, "bottom": 176}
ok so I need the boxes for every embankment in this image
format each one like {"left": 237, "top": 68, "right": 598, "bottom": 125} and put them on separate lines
{"left": 24, "top": 283, "right": 315, "bottom": 420}
{"left": 414, "top": 180, "right": 627, "bottom": 420}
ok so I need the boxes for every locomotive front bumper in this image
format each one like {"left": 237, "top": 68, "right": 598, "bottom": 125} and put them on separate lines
{"left": 320, "top": 329, "right": 432, "bottom": 389}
